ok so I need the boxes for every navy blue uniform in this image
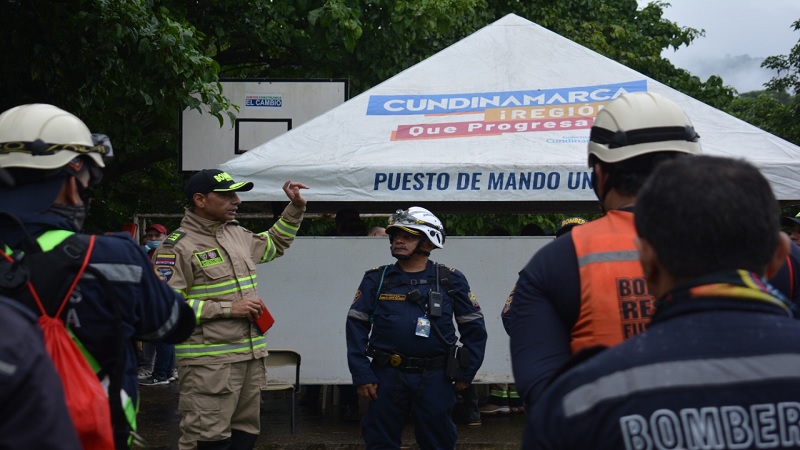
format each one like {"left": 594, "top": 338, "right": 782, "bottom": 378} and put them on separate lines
{"left": 527, "top": 277, "right": 800, "bottom": 449}
{"left": 346, "top": 261, "right": 487, "bottom": 449}
{"left": 505, "top": 230, "right": 800, "bottom": 412}
{"left": 0, "top": 295, "right": 81, "bottom": 449}
{"left": 504, "top": 234, "right": 580, "bottom": 409}
{"left": 4, "top": 212, "right": 195, "bottom": 448}
{"left": 770, "top": 241, "right": 800, "bottom": 312}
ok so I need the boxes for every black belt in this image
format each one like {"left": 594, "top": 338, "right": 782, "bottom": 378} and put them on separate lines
{"left": 367, "top": 346, "right": 447, "bottom": 371}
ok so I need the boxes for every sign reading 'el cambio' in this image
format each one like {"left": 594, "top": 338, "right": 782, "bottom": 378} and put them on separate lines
{"left": 365, "top": 80, "right": 647, "bottom": 196}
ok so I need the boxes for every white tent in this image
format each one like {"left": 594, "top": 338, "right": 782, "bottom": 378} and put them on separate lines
{"left": 220, "top": 13, "right": 800, "bottom": 214}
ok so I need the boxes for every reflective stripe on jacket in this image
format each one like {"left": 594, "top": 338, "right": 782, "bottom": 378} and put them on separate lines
{"left": 157, "top": 204, "right": 303, "bottom": 365}
{"left": 32, "top": 230, "right": 142, "bottom": 439}
{"left": 569, "top": 210, "right": 655, "bottom": 353}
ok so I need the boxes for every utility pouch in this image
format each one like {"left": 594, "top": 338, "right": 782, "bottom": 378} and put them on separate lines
{"left": 446, "top": 345, "right": 469, "bottom": 381}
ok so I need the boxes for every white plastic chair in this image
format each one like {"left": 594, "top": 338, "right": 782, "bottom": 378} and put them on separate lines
{"left": 263, "top": 349, "right": 301, "bottom": 433}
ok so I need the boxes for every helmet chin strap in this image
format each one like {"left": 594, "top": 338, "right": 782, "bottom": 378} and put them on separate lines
{"left": 390, "top": 238, "right": 431, "bottom": 260}
{"left": 592, "top": 166, "right": 611, "bottom": 214}
{"left": 392, "top": 251, "right": 411, "bottom": 260}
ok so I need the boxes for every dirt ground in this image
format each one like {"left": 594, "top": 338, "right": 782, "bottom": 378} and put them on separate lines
{"left": 136, "top": 383, "right": 525, "bottom": 449}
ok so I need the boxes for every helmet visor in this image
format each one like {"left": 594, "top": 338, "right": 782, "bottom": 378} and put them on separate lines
{"left": 388, "top": 209, "right": 443, "bottom": 233}
{"left": 0, "top": 136, "right": 112, "bottom": 159}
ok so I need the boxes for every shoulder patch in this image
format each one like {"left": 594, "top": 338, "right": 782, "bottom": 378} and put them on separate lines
{"left": 439, "top": 264, "right": 462, "bottom": 278}
{"left": 155, "top": 266, "right": 175, "bottom": 282}
{"left": 365, "top": 265, "right": 388, "bottom": 274}
{"left": 436, "top": 263, "right": 458, "bottom": 274}
{"left": 162, "top": 230, "right": 186, "bottom": 247}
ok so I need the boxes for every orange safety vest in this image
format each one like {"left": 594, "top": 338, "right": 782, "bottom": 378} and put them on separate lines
{"left": 569, "top": 210, "right": 655, "bottom": 353}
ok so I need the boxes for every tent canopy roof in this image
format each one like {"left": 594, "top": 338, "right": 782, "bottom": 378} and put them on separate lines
{"left": 220, "top": 14, "right": 800, "bottom": 214}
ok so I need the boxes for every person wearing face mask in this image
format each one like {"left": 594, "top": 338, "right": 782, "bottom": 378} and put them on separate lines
{"left": 142, "top": 223, "right": 167, "bottom": 256}
{"left": 138, "top": 222, "right": 179, "bottom": 387}
{"left": 136, "top": 222, "right": 169, "bottom": 382}
{"left": 0, "top": 103, "right": 195, "bottom": 448}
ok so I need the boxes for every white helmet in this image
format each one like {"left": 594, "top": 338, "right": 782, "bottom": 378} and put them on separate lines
{"left": 387, "top": 207, "right": 445, "bottom": 249}
{"left": 0, "top": 104, "right": 110, "bottom": 170}
{"left": 587, "top": 92, "right": 701, "bottom": 165}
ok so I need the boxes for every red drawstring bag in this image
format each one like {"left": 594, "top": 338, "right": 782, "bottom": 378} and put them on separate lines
{"left": 14, "top": 235, "right": 115, "bottom": 449}
{"left": 38, "top": 314, "right": 115, "bottom": 449}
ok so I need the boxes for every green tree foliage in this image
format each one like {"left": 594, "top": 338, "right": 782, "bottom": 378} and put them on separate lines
{"left": 0, "top": 0, "right": 233, "bottom": 229}
{"left": 719, "top": 18, "right": 800, "bottom": 148}
{"left": 750, "top": 18, "right": 800, "bottom": 146}
{"left": 160, "top": 0, "right": 488, "bottom": 96}
{"left": 0, "top": 0, "right": 793, "bottom": 234}
{"left": 726, "top": 92, "right": 797, "bottom": 143}
{"left": 763, "top": 19, "right": 800, "bottom": 96}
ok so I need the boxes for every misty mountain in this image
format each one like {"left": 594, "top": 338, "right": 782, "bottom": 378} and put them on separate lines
{"left": 674, "top": 54, "right": 780, "bottom": 94}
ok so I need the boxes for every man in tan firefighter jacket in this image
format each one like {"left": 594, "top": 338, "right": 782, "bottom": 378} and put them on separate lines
{"left": 153, "top": 169, "right": 308, "bottom": 450}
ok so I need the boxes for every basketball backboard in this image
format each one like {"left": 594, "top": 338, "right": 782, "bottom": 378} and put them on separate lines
{"left": 180, "top": 79, "right": 348, "bottom": 171}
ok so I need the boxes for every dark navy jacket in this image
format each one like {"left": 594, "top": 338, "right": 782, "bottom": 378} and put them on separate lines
{"left": 526, "top": 295, "right": 800, "bottom": 450}
{"left": 346, "top": 260, "right": 487, "bottom": 386}
{"left": 2, "top": 212, "right": 194, "bottom": 448}
{"left": 0, "top": 295, "right": 81, "bottom": 449}
{"left": 505, "top": 232, "right": 800, "bottom": 410}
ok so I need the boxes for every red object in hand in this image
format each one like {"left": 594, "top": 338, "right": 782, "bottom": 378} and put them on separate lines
{"left": 254, "top": 299, "right": 275, "bottom": 334}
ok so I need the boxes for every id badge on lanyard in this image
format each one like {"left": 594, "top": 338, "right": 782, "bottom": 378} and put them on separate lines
{"left": 415, "top": 316, "right": 431, "bottom": 338}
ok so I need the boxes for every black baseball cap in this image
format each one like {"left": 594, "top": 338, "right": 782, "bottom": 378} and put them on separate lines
{"left": 782, "top": 212, "right": 800, "bottom": 228}
{"left": 184, "top": 169, "right": 253, "bottom": 201}
{"left": 555, "top": 217, "right": 587, "bottom": 238}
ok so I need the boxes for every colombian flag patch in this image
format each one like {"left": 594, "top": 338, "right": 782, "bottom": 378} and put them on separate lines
{"left": 155, "top": 254, "right": 176, "bottom": 266}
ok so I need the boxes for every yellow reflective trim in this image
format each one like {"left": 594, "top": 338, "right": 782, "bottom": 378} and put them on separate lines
{"left": 262, "top": 237, "right": 276, "bottom": 263}
{"left": 4, "top": 229, "right": 74, "bottom": 255}
{"left": 175, "top": 336, "right": 266, "bottom": 358}
{"left": 274, "top": 218, "right": 299, "bottom": 237}
{"left": 124, "top": 391, "right": 137, "bottom": 432}
{"left": 68, "top": 329, "right": 101, "bottom": 373}
{"left": 37, "top": 230, "right": 74, "bottom": 251}
{"left": 187, "top": 275, "right": 257, "bottom": 297}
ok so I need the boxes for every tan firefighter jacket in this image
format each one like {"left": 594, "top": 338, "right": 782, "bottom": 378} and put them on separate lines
{"left": 153, "top": 204, "right": 304, "bottom": 365}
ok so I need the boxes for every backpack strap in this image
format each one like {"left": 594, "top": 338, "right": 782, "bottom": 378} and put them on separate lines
{"left": 35, "top": 235, "right": 95, "bottom": 318}
{"left": 436, "top": 263, "right": 456, "bottom": 297}
{"left": 370, "top": 265, "right": 391, "bottom": 324}
{"left": 371, "top": 264, "right": 457, "bottom": 313}
{"left": 0, "top": 215, "right": 134, "bottom": 447}
{"left": 0, "top": 232, "right": 94, "bottom": 318}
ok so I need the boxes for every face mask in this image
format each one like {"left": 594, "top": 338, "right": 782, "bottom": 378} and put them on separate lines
{"left": 144, "top": 240, "right": 161, "bottom": 251}
{"left": 48, "top": 203, "right": 88, "bottom": 232}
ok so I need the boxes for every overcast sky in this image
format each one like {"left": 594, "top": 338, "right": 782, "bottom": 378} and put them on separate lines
{"left": 637, "top": 0, "right": 800, "bottom": 93}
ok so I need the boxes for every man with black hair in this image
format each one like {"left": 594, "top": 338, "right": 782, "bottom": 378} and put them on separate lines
{"left": 526, "top": 155, "right": 800, "bottom": 449}
{"left": 346, "top": 206, "right": 487, "bottom": 449}
{"left": 155, "top": 169, "right": 307, "bottom": 449}
{"left": 505, "top": 92, "right": 703, "bottom": 412}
